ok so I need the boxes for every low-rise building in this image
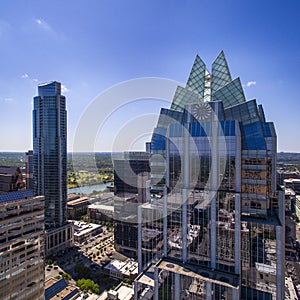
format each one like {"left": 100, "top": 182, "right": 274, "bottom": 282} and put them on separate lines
{"left": 73, "top": 221, "right": 103, "bottom": 243}
{"left": 295, "top": 196, "right": 300, "bottom": 220}
{"left": 0, "top": 166, "right": 25, "bottom": 193}
{"left": 88, "top": 203, "right": 114, "bottom": 222}
{"left": 104, "top": 259, "right": 138, "bottom": 281}
{"left": 277, "top": 170, "right": 300, "bottom": 185}
{"left": 67, "top": 196, "right": 90, "bottom": 220}
{"left": 284, "top": 178, "right": 300, "bottom": 193}
{"left": 99, "top": 283, "right": 134, "bottom": 300}
{"left": 107, "top": 283, "right": 134, "bottom": 300}
{"left": 285, "top": 188, "right": 296, "bottom": 212}
{"left": 45, "top": 277, "right": 79, "bottom": 300}
{"left": 68, "top": 193, "right": 115, "bottom": 220}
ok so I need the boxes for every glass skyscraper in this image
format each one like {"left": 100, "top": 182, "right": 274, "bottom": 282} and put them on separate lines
{"left": 135, "top": 52, "right": 285, "bottom": 299}
{"left": 33, "top": 81, "right": 67, "bottom": 229}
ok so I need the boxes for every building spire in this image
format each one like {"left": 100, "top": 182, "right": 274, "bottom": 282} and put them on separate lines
{"left": 211, "top": 50, "right": 232, "bottom": 93}
{"left": 186, "top": 54, "right": 206, "bottom": 97}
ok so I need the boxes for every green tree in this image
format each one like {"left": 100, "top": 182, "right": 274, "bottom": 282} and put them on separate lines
{"left": 123, "top": 278, "right": 133, "bottom": 284}
{"left": 76, "top": 279, "right": 99, "bottom": 294}
{"left": 62, "top": 273, "right": 72, "bottom": 281}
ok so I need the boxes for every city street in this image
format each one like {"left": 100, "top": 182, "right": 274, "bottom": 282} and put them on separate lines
{"left": 46, "top": 226, "right": 122, "bottom": 293}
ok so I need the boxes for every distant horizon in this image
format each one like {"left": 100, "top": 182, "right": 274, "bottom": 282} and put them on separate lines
{"left": 1, "top": 150, "right": 300, "bottom": 155}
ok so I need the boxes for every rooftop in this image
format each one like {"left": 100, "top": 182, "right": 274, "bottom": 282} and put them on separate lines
{"left": 73, "top": 221, "right": 102, "bottom": 237}
{"left": 255, "top": 263, "right": 277, "bottom": 275}
{"left": 88, "top": 204, "right": 114, "bottom": 212}
{"left": 113, "top": 284, "right": 134, "bottom": 300}
{"left": 0, "top": 166, "right": 19, "bottom": 176}
{"left": 105, "top": 259, "right": 138, "bottom": 277}
{"left": 67, "top": 196, "right": 89, "bottom": 206}
{"left": 0, "top": 190, "right": 36, "bottom": 204}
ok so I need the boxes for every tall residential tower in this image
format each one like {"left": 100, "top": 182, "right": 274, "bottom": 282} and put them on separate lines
{"left": 33, "top": 81, "right": 73, "bottom": 255}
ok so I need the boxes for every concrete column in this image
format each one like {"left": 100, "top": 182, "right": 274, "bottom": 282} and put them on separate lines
{"left": 137, "top": 205, "right": 142, "bottom": 273}
{"left": 206, "top": 281, "right": 212, "bottom": 300}
{"left": 163, "top": 187, "right": 168, "bottom": 257}
{"left": 134, "top": 280, "right": 138, "bottom": 300}
{"left": 174, "top": 272, "right": 181, "bottom": 300}
{"left": 154, "top": 267, "right": 159, "bottom": 300}
{"left": 232, "top": 288, "right": 240, "bottom": 300}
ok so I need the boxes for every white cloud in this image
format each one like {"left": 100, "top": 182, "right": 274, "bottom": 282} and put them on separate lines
{"left": 61, "top": 84, "right": 69, "bottom": 93}
{"left": 246, "top": 81, "right": 256, "bottom": 87}
{"left": 21, "top": 73, "right": 39, "bottom": 84}
{"left": 34, "top": 17, "right": 67, "bottom": 42}
{"left": 35, "top": 18, "right": 53, "bottom": 32}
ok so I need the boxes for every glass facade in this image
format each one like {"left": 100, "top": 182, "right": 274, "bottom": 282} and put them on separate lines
{"left": 135, "top": 52, "right": 284, "bottom": 300}
{"left": 33, "top": 81, "right": 67, "bottom": 229}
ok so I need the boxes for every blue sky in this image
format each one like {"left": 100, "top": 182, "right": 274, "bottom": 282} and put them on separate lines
{"left": 0, "top": 0, "right": 299, "bottom": 152}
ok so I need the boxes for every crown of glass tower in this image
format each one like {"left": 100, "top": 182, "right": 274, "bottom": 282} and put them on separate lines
{"left": 135, "top": 52, "right": 285, "bottom": 300}
{"left": 33, "top": 81, "right": 67, "bottom": 229}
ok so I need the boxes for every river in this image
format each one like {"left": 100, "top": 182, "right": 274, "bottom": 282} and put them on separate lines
{"left": 68, "top": 182, "right": 113, "bottom": 195}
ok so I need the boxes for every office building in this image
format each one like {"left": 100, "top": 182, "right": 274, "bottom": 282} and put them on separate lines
{"left": 114, "top": 152, "right": 150, "bottom": 257}
{"left": 114, "top": 152, "right": 150, "bottom": 200}
{"left": 25, "top": 150, "right": 34, "bottom": 190}
{"left": 67, "top": 196, "right": 90, "bottom": 220}
{"left": 0, "top": 166, "right": 25, "bottom": 194}
{"left": 0, "top": 190, "right": 45, "bottom": 300}
{"left": 135, "top": 52, "right": 285, "bottom": 299}
{"left": 33, "top": 81, "right": 73, "bottom": 256}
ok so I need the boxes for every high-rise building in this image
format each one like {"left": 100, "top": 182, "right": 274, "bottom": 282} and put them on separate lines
{"left": 25, "top": 150, "right": 34, "bottom": 190}
{"left": 0, "top": 189, "right": 45, "bottom": 300}
{"left": 33, "top": 81, "right": 67, "bottom": 228}
{"left": 114, "top": 152, "right": 150, "bottom": 200}
{"left": 135, "top": 52, "right": 285, "bottom": 299}
{"left": 114, "top": 152, "right": 151, "bottom": 257}
{"left": 33, "top": 81, "right": 73, "bottom": 256}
